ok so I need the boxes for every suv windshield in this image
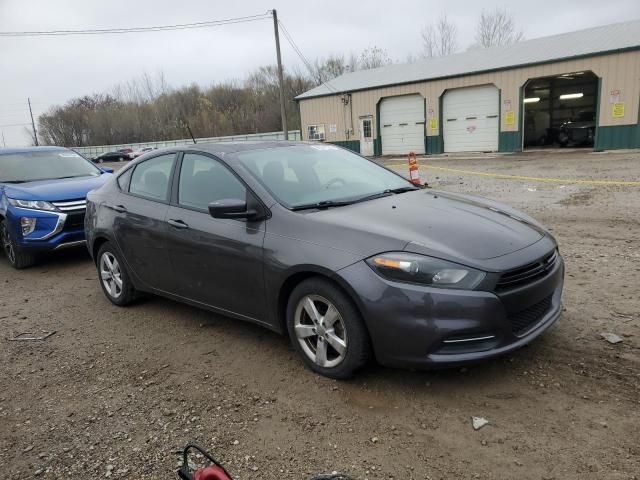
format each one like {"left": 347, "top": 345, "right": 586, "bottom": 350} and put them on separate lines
{"left": 0, "top": 150, "right": 102, "bottom": 183}
{"left": 236, "top": 144, "right": 416, "bottom": 208}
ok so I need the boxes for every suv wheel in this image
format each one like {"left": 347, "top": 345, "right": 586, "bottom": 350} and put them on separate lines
{"left": 97, "top": 242, "right": 137, "bottom": 306}
{"left": 1, "top": 219, "right": 37, "bottom": 269}
{"left": 287, "top": 278, "right": 371, "bottom": 379}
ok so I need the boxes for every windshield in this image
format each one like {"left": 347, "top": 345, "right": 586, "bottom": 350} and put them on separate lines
{"left": 236, "top": 144, "right": 415, "bottom": 208}
{"left": 0, "top": 150, "right": 102, "bottom": 183}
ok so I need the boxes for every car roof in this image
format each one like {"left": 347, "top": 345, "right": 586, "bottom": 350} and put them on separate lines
{"left": 160, "top": 141, "right": 316, "bottom": 156}
{"left": 0, "top": 146, "right": 68, "bottom": 155}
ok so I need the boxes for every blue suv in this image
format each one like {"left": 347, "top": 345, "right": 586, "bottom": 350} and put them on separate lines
{"left": 0, "top": 146, "right": 113, "bottom": 268}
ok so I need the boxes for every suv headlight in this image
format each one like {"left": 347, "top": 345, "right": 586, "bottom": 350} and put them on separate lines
{"left": 366, "top": 252, "right": 485, "bottom": 290}
{"left": 8, "top": 198, "right": 57, "bottom": 211}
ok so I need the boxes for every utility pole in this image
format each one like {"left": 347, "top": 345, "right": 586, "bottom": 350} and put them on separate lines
{"left": 28, "top": 98, "right": 38, "bottom": 146}
{"left": 272, "top": 9, "right": 288, "bottom": 140}
{"left": 1, "top": 131, "right": 5, "bottom": 148}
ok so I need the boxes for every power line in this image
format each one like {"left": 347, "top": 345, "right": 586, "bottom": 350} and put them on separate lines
{"left": 277, "top": 21, "right": 315, "bottom": 75}
{"left": 0, "top": 12, "right": 271, "bottom": 37}
{"left": 277, "top": 20, "right": 339, "bottom": 94}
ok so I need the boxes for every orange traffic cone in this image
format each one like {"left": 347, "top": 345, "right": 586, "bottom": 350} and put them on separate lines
{"left": 408, "top": 152, "right": 422, "bottom": 186}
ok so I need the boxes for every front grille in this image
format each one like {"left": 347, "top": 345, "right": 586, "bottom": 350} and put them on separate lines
{"left": 509, "top": 295, "right": 552, "bottom": 336}
{"left": 52, "top": 199, "right": 87, "bottom": 212}
{"left": 61, "top": 211, "right": 86, "bottom": 232}
{"left": 497, "top": 250, "right": 558, "bottom": 291}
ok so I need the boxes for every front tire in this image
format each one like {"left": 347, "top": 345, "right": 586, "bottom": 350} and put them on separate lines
{"left": 1, "top": 219, "right": 37, "bottom": 269}
{"left": 97, "top": 242, "right": 137, "bottom": 306}
{"left": 286, "top": 278, "right": 371, "bottom": 379}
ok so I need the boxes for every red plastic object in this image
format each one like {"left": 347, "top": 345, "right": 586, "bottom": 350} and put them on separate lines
{"left": 194, "top": 465, "right": 233, "bottom": 480}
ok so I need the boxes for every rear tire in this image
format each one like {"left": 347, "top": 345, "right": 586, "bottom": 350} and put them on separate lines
{"left": 97, "top": 242, "right": 137, "bottom": 306}
{"left": 1, "top": 219, "right": 37, "bottom": 269}
{"left": 286, "top": 278, "right": 371, "bottom": 379}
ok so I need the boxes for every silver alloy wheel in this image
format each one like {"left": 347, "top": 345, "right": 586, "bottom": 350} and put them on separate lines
{"left": 1, "top": 224, "right": 15, "bottom": 264}
{"left": 294, "top": 294, "right": 348, "bottom": 368}
{"left": 100, "top": 252, "right": 123, "bottom": 299}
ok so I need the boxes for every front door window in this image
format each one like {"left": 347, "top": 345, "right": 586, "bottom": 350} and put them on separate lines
{"left": 178, "top": 153, "right": 247, "bottom": 211}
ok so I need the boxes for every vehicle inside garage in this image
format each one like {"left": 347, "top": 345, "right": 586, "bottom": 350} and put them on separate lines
{"left": 523, "top": 71, "right": 599, "bottom": 149}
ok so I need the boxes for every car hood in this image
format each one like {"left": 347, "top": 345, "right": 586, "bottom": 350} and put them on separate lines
{"left": 2, "top": 174, "right": 111, "bottom": 201}
{"left": 307, "top": 189, "right": 547, "bottom": 265}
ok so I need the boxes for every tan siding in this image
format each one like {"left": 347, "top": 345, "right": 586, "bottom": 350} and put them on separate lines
{"left": 299, "top": 50, "right": 640, "bottom": 142}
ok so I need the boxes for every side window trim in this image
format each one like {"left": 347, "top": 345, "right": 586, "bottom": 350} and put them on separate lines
{"left": 169, "top": 151, "right": 184, "bottom": 205}
{"left": 116, "top": 166, "right": 133, "bottom": 191}
{"left": 123, "top": 153, "right": 178, "bottom": 205}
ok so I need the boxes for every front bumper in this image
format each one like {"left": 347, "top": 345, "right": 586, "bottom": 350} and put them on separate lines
{"left": 338, "top": 253, "right": 564, "bottom": 369}
{"left": 5, "top": 206, "right": 87, "bottom": 252}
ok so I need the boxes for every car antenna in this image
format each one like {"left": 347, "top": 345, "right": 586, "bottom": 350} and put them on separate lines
{"left": 182, "top": 119, "right": 197, "bottom": 144}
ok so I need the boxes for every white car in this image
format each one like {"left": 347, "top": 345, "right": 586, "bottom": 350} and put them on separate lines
{"left": 130, "top": 147, "right": 155, "bottom": 159}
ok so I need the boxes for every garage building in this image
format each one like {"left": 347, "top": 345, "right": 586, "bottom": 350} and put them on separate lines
{"left": 296, "top": 20, "right": 640, "bottom": 155}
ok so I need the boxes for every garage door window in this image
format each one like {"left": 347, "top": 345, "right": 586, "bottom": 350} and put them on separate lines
{"left": 307, "top": 124, "right": 325, "bottom": 141}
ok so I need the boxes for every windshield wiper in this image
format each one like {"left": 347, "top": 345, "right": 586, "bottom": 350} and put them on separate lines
{"left": 389, "top": 186, "right": 420, "bottom": 193}
{"left": 1, "top": 180, "right": 27, "bottom": 184}
{"left": 351, "top": 186, "right": 419, "bottom": 204}
{"left": 291, "top": 186, "right": 420, "bottom": 211}
{"left": 290, "top": 200, "right": 354, "bottom": 211}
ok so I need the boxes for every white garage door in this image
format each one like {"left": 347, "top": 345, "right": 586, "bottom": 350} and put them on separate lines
{"left": 443, "top": 85, "right": 499, "bottom": 153}
{"left": 380, "top": 94, "right": 425, "bottom": 155}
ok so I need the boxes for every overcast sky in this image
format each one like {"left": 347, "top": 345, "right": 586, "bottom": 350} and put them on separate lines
{"left": 1, "top": 0, "right": 639, "bottom": 146}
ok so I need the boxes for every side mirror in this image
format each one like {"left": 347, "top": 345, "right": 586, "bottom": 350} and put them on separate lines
{"left": 101, "top": 167, "right": 114, "bottom": 173}
{"left": 208, "top": 199, "right": 257, "bottom": 220}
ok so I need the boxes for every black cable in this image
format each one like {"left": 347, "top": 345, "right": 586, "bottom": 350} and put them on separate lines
{"left": 277, "top": 19, "right": 340, "bottom": 94}
{"left": 0, "top": 12, "right": 271, "bottom": 37}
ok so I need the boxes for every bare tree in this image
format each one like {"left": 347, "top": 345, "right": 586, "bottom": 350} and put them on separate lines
{"left": 421, "top": 14, "right": 458, "bottom": 57}
{"left": 475, "top": 8, "right": 524, "bottom": 48}
{"left": 310, "top": 55, "right": 348, "bottom": 86}
{"left": 38, "top": 68, "right": 313, "bottom": 147}
{"left": 357, "top": 47, "right": 392, "bottom": 70}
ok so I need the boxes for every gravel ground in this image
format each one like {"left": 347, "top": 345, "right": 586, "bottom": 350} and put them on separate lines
{"left": 1, "top": 149, "right": 639, "bottom": 480}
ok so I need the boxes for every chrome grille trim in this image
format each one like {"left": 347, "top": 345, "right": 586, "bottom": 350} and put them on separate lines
{"left": 443, "top": 335, "right": 496, "bottom": 344}
{"left": 52, "top": 199, "right": 87, "bottom": 212}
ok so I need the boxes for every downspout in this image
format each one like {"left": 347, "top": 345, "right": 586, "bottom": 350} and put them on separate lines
{"left": 349, "top": 93, "right": 354, "bottom": 138}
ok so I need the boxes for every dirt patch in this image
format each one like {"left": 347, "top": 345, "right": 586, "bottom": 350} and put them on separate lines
{"left": 1, "top": 151, "right": 639, "bottom": 479}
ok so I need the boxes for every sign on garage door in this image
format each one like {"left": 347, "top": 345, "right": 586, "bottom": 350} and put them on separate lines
{"left": 443, "top": 85, "right": 499, "bottom": 153}
{"left": 380, "top": 94, "right": 426, "bottom": 155}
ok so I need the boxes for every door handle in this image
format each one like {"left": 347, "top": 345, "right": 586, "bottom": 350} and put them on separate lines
{"left": 167, "top": 219, "right": 189, "bottom": 229}
{"left": 105, "top": 204, "right": 127, "bottom": 213}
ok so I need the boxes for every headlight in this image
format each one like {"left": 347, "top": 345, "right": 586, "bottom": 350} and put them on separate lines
{"left": 366, "top": 252, "right": 486, "bottom": 290}
{"left": 8, "top": 198, "right": 57, "bottom": 211}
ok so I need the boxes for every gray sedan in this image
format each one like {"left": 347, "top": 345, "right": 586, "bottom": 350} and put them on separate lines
{"left": 85, "top": 142, "right": 564, "bottom": 378}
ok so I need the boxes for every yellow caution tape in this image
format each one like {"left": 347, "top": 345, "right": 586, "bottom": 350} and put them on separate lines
{"left": 385, "top": 163, "right": 640, "bottom": 186}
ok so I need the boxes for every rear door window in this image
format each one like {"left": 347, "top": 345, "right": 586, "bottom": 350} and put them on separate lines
{"left": 128, "top": 154, "right": 175, "bottom": 202}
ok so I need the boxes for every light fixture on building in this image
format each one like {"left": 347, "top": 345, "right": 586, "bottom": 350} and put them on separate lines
{"left": 559, "top": 93, "right": 584, "bottom": 100}
{"left": 524, "top": 97, "right": 541, "bottom": 103}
